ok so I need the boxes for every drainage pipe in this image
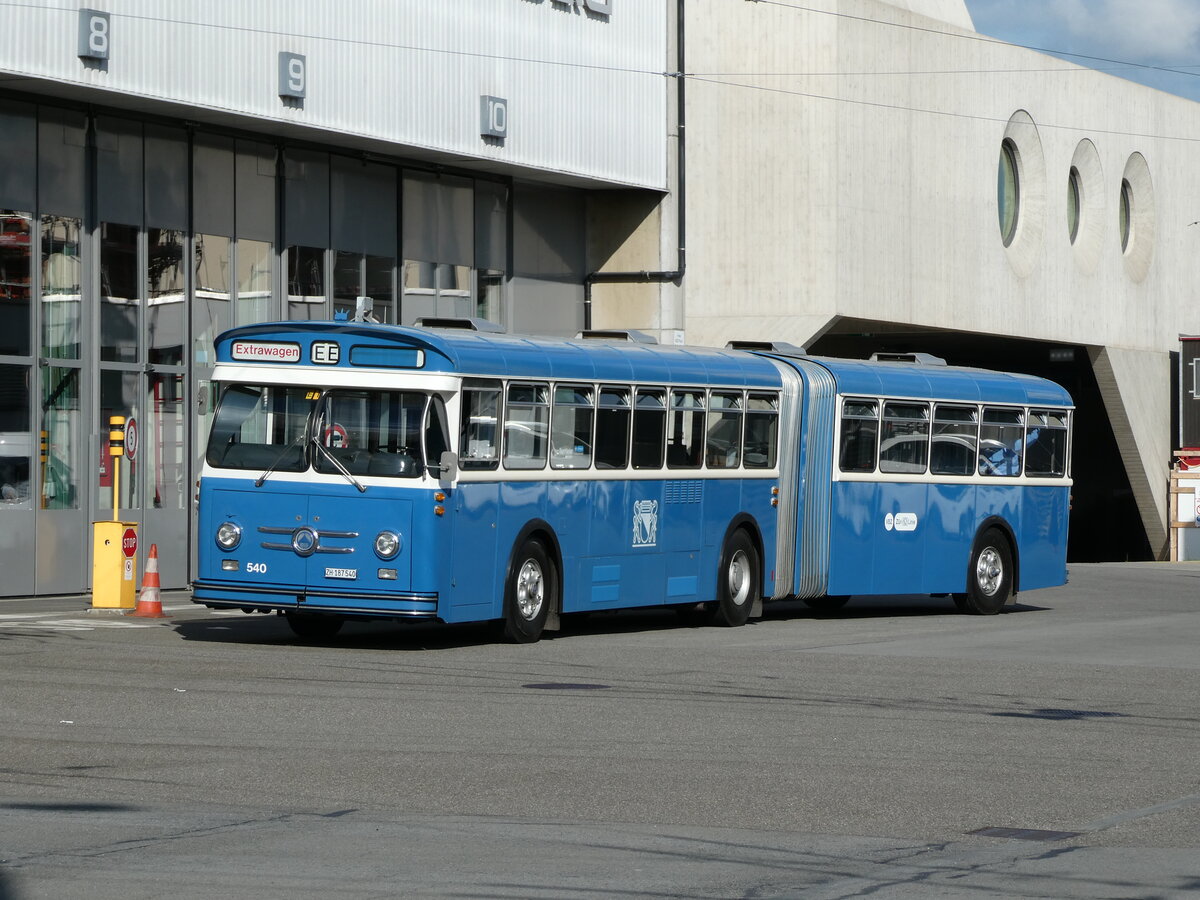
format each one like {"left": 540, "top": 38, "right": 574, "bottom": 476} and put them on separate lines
{"left": 583, "top": 0, "right": 686, "bottom": 330}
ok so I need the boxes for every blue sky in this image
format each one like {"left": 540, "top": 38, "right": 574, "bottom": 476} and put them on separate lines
{"left": 964, "top": 0, "right": 1200, "bottom": 102}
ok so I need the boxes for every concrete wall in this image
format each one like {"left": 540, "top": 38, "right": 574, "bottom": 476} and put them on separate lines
{"left": 595, "top": 0, "right": 1200, "bottom": 554}
{"left": 683, "top": 0, "right": 1200, "bottom": 354}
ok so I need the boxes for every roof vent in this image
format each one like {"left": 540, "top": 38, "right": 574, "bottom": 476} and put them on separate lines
{"left": 415, "top": 316, "right": 506, "bottom": 333}
{"left": 869, "top": 351, "right": 947, "bottom": 366}
{"left": 575, "top": 329, "right": 658, "bottom": 344}
{"left": 726, "top": 340, "right": 807, "bottom": 356}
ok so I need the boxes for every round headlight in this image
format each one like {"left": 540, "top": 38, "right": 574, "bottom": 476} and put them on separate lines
{"left": 216, "top": 521, "right": 242, "bottom": 550}
{"left": 374, "top": 530, "right": 401, "bottom": 559}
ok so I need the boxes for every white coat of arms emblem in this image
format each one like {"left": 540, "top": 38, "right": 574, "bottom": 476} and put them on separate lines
{"left": 632, "top": 499, "right": 658, "bottom": 547}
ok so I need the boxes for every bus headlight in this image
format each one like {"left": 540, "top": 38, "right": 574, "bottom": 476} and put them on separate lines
{"left": 374, "top": 530, "right": 401, "bottom": 560}
{"left": 216, "top": 522, "right": 242, "bottom": 550}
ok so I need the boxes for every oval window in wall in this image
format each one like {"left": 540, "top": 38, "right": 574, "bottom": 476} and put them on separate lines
{"left": 1118, "top": 153, "right": 1154, "bottom": 282}
{"left": 998, "top": 110, "right": 1045, "bottom": 277}
{"left": 1119, "top": 178, "right": 1132, "bottom": 251}
{"left": 1067, "top": 166, "right": 1082, "bottom": 245}
{"left": 1068, "top": 139, "right": 1104, "bottom": 274}
{"left": 998, "top": 139, "right": 1020, "bottom": 247}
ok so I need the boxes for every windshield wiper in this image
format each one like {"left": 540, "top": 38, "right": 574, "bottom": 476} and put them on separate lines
{"left": 311, "top": 437, "right": 366, "bottom": 493}
{"left": 254, "top": 431, "right": 307, "bottom": 487}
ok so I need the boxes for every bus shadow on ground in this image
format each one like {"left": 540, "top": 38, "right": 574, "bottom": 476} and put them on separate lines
{"left": 761, "top": 595, "right": 1049, "bottom": 622}
{"left": 172, "top": 595, "right": 1048, "bottom": 651}
{"left": 171, "top": 613, "right": 504, "bottom": 651}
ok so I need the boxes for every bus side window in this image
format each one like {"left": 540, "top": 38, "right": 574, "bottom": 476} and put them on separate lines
{"left": 632, "top": 388, "right": 666, "bottom": 469}
{"left": 551, "top": 384, "right": 594, "bottom": 470}
{"left": 1024, "top": 408, "right": 1069, "bottom": 477}
{"left": 879, "top": 402, "right": 930, "bottom": 474}
{"left": 930, "top": 404, "right": 978, "bottom": 476}
{"left": 839, "top": 399, "right": 879, "bottom": 473}
{"left": 595, "top": 386, "right": 631, "bottom": 469}
{"left": 668, "top": 389, "right": 704, "bottom": 469}
{"left": 459, "top": 381, "right": 501, "bottom": 470}
{"left": 706, "top": 392, "right": 743, "bottom": 469}
{"left": 744, "top": 393, "right": 779, "bottom": 469}
{"left": 979, "top": 407, "right": 1024, "bottom": 476}
{"left": 504, "top": 382, "right": 549, "bottom": 470}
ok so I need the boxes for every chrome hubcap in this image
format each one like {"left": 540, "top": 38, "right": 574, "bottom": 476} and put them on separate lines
{"left": 516, "top": 559, "right": 544, "bottom": 620}
{"left": 727, "top": 549, "right": 750, "bottom": 607}
{"left": 976, "top": 547, "right": 1003, "bottom": 596}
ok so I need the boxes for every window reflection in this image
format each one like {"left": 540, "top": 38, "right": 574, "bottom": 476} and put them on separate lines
{"left": 0, "top": 363, "right": 31, "bottom": 507}
{"left": 365, "top": 255, "right": 394, "bottom": 323}
{"left": 332, "top": 249, "right": 359, "bottom": 319}
{"left": 477, "top": 269, "right": 503, "bottom": 323}
{"left": 333, "top": 252, "right": 395, "bottom": 322}
{"left": 193, "top": 234, "right": 231, "bottom": 365}
{"left": 287, "top": 245, "right": 326, "bottom": 320}
{"left": 236, "top": 239, "right": 273, "bottom": 325}
{"left": 100, "top": 222, "right": 139, "bottom": 363}
{"left": 402, "top": 260, "right": 471, "bottom": 322}
{"left": 0, "top": 210, "right": 33, "bottom": 356}
{"left": 99, "top": 370, "right": 139, "bottom": 510}
{"left": 40, "top": 366, "right": 79, "bottom": 509}
{"left": 41, "top": 215, "right": 81, "bottom": 360}
{"left": 147, "top": 372, "right": 185, "bottom": 509}
{"left": 148, "top": 229, "right": 185, "bottom": 366}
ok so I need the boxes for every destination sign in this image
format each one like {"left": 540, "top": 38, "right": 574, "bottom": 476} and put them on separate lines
{"left": 230, "top": 341, "right": 302, "bottom": 363}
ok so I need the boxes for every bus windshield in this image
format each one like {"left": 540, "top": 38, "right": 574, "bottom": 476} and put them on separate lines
{"left": 205, "top": 385, "right": 317, "bottom": 473}
{"left": 206, "top": 384, "right": 442, "bottom": 479}
{"left": 312, "top": 389, "right": 429, "bottom": 478}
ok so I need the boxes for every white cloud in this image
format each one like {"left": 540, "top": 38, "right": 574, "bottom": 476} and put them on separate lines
{"left": 1047, "top": 0, "right": 1200, "bottom": 63}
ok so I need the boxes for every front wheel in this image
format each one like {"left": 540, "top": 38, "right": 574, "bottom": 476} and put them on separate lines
{"left": 955, "top": 528, "right": 1013, "bottom": 615}
{"left": 713, "top": 530, "right": 759, "bottom": 627}
{"left": 503, "top": 538, "right": 556, "bottom": 643}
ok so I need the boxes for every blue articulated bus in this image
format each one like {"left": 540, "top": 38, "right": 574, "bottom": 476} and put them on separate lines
{"left": 192, "top": 319, "right": 1073, "bottom": 642}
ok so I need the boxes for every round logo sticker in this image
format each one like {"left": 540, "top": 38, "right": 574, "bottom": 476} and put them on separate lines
{"left": 885, "top": 512, "right": 919, "bottom": 532}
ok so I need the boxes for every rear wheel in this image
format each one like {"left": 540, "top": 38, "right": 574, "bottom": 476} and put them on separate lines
{"left": 503, "top": 538, "right": 555, "bottom": 643}
{"left": 713, "top": 530, "right": 759, "bottom": 627}
{"left": 955, "top": 528, "right": 1013, "bottom": 615}
{"left": 284, "top": 612, "right": 345, "bottom": 640}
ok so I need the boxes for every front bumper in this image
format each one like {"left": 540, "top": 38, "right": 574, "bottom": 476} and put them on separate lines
{"left": 191, "top": 580, "right": 440, "bottom": 619}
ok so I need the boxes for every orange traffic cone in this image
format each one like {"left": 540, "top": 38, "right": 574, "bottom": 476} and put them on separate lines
{"left": 129, "top": 544, "right": 168, "bottom": 618}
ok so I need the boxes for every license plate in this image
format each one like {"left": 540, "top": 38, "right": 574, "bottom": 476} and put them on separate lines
{"left": 324, "top": 567, "right": 357, "bottom": 580}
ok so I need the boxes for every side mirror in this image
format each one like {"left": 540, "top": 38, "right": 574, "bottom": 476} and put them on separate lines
{"left": 434, "top": 450, "right": 458, "bottom": 481}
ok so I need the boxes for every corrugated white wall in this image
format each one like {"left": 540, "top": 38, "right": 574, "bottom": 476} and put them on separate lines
{"left": 0, "top": 1, "right": 667, "bottom": 189}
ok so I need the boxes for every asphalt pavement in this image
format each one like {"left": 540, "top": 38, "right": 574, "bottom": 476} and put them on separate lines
{"left": 1, "top": 563, "right": 1199, "bottom": 899}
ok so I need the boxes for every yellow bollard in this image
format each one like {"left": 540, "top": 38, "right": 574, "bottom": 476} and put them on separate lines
{"left": 91, "top": 416, "right": 137, "bottom": 610}
{"left": 91, "top": 521, "right": 138, "bottom": 609}
{"left": 108, "top": 415, "right": 124, "bottom": 521}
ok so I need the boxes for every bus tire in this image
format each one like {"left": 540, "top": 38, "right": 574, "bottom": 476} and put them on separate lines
{"left": 714, "top": 529, "right": 758, "bottom": 627}
{"left": 285, "top": 612, "right": 345, "bottom": 640}
{"left": 503, "top": 538, "right": 555, "bottom": 643}
{"left": 804, "top": 595, "right": 850, "bottom": 611}
{"left": 956, "top": 528, "right": 1013, "bottom": 615}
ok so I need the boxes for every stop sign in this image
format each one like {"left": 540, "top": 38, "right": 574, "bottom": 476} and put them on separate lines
{"left": 121, "top": 527, "right": 138, "bottom": 558}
